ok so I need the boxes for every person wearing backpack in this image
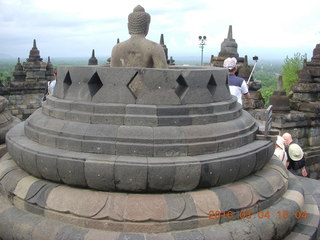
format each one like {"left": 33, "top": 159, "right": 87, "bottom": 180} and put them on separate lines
{"left": 282, "top": 132, "right": 308, "bottom": 177}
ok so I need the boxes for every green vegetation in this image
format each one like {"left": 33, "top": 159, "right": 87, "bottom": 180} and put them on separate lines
{"left": 255, "top": 63, "right": 280, "bottom": 106}
{"left": 255, "top": 53, "right": 306, "bottom": 106}
{"left": 0, "top": 59, "right": 15, "bottom": 86}
{"left": 281, "top": 53, "right": 306, "bottom": 94}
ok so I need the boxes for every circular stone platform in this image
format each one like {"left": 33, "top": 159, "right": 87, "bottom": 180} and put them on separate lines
{"left": 0, "top": 66, "right": 312, "bottom": 239}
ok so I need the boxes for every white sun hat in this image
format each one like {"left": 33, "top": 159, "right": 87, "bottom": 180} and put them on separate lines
{"left": 288, "top": 143, "right": 304, "bottom": 161}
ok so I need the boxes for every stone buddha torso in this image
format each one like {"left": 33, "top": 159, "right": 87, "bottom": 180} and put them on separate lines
{"left": 111, "top": 5, "right": 167, "bottom": 69}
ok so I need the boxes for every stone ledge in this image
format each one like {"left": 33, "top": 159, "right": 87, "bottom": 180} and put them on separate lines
{"left": 6, "top": 123, "right": 274, "bottom": 192}
{"left": 0, "top": 163, "right": 309, "bottom": 239}
{"left": 24, "top": 109, "right": 258, "bottom": 157}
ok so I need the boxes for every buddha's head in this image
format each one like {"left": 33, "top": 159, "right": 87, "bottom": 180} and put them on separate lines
{"left": 128, "top": 5, "right": 150, "bottom": 36}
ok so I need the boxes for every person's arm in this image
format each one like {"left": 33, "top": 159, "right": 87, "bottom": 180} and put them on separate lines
{"left": 244, "top": 92, "right": 250, "bottom": 99}
{"left": 241, "top": 81, "right": 250, "bottom": 99}
{"left": 301, "top": 166, "right": 308, "bottom": 177}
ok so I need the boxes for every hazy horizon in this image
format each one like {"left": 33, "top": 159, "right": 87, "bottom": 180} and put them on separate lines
{"left": 1, "top": 0, "right": 319, "bottom": 65}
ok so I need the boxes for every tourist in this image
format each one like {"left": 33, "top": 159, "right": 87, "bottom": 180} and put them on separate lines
{"left": 42, "top": 69, "right": 57, "bottom": 102}
{"left": 110, "top": 5, "right": 168, "bottom": 68}
{"left": 223, "top": 57, "right": 250, "bottom": 105}
{"left": 48, "top": 70, "right": 57, "bottom": 95}
{"left": 273, "top": 135, "right": 287, "bottom": 166}
{"left": 282, "top": 132, "right": 308, "bottom": 177}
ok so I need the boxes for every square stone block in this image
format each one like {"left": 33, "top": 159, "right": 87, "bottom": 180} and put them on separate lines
{"left": 22, "top": 149, "right": 42, "bottom": 178}
{"left": 172, "top": 160, "right": 201, "bottom": 191}
{"left": 82, "top": 140, "right": 116, "bottom": 155}
{"left": 36, "top": 153, "right": 60, "bottom": 182}
{"left": 57, "top": 157, "right": 86, "bottom": 187}
{"left": 85, "top": 156, "right": 116, "bottom": 191}
{"left": 198, "top": 160, "right": 221, "bottom": 188}
{"left": 147, "top": 158, "right": 175, "bottom": 192}
{"left": 114, "top": 156, "right": 147, "bottom": 192}
{"left": 217, "top": 157, "right": 240, "bottom": 185}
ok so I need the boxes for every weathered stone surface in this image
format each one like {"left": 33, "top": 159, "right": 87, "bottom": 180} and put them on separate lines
{"left": 46, "top": 186, "right": 108, "bottom": 217}
{"left": 147, "top": 157, "right": 175, "bottom": 191}
{"left": 57, "top": 157, "right": 86, "bottom": 186}
{"left": 114, "top": 156, "right": 148, "bottom": 192}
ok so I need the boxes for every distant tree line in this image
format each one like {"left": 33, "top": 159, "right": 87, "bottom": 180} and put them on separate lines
{"left": 257, "top": 52, "right": 306, "bottom": 106}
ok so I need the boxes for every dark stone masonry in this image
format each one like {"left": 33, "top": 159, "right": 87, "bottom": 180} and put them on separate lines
{"left": 0, "top": 5, "right": 319, "bottom": 240}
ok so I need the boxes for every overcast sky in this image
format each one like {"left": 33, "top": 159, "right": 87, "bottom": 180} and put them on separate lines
{"left": 1, "top": 0, "right": 320, "bottom": 63}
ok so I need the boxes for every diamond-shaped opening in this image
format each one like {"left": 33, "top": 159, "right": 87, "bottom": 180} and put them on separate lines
{"left": 175, "top": 75, "right": 189, "bottom": 99}
{"left": 88, "top": 72, "right": 103, "bottom": 97}
{"left": 127, "top": 72, "right": 147, "bottom": 99}
{"left": 207, "top": 74, "right": 217, "bottom": 95}
{"left": 63, "top": 71, "right": 72, "bottom": 96}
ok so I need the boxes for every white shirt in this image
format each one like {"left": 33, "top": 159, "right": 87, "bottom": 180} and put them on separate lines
{"left": 48, "top": 79, "right": 56, "bottom": 95}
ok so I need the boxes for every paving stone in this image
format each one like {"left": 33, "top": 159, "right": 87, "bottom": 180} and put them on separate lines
{"left": 54, "top": 225, "right": 89, "bottom": 240}
{"left": 243, "top": 175, "right": 274, "bottom": 199}
{"left": 124, "top": 194, "right": 167, "bottom": 221}
{"left": 172, "top": 230, "right": 204, "bottom": 240}
{"left": 13, "top": 175, "right": 39, "bottom": 199}
{"left": 0, "top": 160, "right": 18, "bottom": 180}
{"left": 84, "top": 230, "right": 120, "bottom": 240}
{"left": 269, "top": 199, "right": 299, "bottom": 239}
{"left": 91, "top": 192, "right": 126, "bottom": 221}
{"left": 255, "top": 168, "right": 285, "bottom": 193}
{"left": 222, "top": 219, "right": 260, "bottom": 240}
{"left": 27, "top": 182, "right": 58, "bottom": 208}
{"left": 282, "top": 190, "right": 304, "bottom": 210}
{"left": 0, "top": 168, "right": 28, "bottom": 193}
{"left": 227, "top": 182, "right": 255, "bottom": 209}
{"left": 292, "top": 223, "right": 318, "bottom": 237}
{"left": 118, "top": 233, "right": 145, "bottom": 240}
{"left": 213, "top": 186, "right": 239, "bottom": 211}
{"left": 0, "top": 207, "right": 41, "bottom": 240}
{"left": 247, "top": 216, "right": 275, "bottom": 240}
{"left": 164, "top": 194, "right": 186, "bottom": 220}
{"left": 46, "top": 186, "right": 108, "bottom": 218}
{"left": 200, "top": 226, "right": 233, "bottom": 240}
{"left": 145, "top": 233, "right": 175, "bottom": 240}
{"left": 32, "top": 219, "right": 65, "bottom": 240}
{"left": 189, "top": 189, "right": 220, "bottom": 218}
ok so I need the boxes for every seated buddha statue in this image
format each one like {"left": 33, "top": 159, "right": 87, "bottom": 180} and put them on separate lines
{"left": 111, "top": 5, "right": 168, "bottom": 69}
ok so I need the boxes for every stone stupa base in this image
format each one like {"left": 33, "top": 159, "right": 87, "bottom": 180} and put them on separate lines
{"left": 0, "top": 153, "right": 318, "bottom": 240}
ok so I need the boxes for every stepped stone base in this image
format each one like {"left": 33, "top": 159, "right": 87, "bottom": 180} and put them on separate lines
{"left": 0, "top": 153, "right": 318, "bottom": 239}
